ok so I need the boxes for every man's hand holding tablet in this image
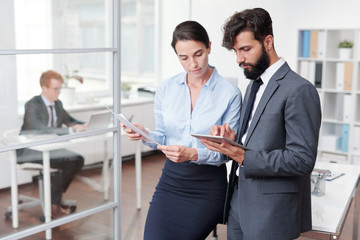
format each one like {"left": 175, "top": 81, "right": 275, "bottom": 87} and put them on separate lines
{"left": 191, "top": 134, "right": 246, "bottom": 149}
{"left": 195, "top": 123, "right": 246, "bottom": 165}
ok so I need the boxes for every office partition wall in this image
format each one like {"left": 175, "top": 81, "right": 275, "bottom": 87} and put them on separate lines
{"left": 0, "top": 0, "right": 121, "bottom": 239}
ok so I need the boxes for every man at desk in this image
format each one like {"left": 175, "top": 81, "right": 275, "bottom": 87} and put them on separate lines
{"left": 17, "top": 70, "right": 86, "bottom": 218}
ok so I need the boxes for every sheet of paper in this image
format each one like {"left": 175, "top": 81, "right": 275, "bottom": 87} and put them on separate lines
{"left": 312, "top": 168, "right": 344, "bottom": 181}
{"left": 326, "top": 171, "right": 345, "bottom": 181}
{"left": 105, "top": 104, "right": 160, "bottom": 145}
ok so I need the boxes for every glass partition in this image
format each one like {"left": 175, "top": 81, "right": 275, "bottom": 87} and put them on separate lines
{"left": 0, "top": 132, "right": 114, "bottom": 239}
{"left": 10, "top": 52, "right": 113, "bottom": 106}
{"left": 0, "top": 0, "right": 121, "bottom": 239}
{"left": 1, "top": 209, "right": 115, "bottom": 239}
{"left": 12, "top": 0, "right": 112, "bottom": 50}
{"left": 0, "top": 0, "right": 157, "bottom": 238}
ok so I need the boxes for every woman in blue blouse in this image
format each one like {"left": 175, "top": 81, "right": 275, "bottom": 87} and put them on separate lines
{"left": 122, "top": 21, "right": 242, "bottom": 240}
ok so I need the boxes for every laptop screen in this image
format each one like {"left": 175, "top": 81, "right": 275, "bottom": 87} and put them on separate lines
{"left": 87, "top": 111, "right": 113, "bottom": 130}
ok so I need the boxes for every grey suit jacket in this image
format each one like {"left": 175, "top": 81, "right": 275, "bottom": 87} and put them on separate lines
{"left": 20, "top": 95, "right": 84, "bottom": 135}
{"left": 234, "top": 62, "right": 321, "bottom": 239}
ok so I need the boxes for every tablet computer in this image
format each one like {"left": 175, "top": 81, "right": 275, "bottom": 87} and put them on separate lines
{"left": 191, "top": 133, "right": 247, "bottom": 149}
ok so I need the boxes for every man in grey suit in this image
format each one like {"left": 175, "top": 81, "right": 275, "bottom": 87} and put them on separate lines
{"left": 18, "top": 70, "right": 87, "bottom": 218}
{"left": 201, "top": 8, "right": 322, "bottom": 240}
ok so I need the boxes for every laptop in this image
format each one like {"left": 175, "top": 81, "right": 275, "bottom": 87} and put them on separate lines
{"left": 87, "top": 111, "right": 113, "bottom": 130}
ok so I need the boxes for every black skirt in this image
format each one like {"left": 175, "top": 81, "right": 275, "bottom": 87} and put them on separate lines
{"left": 144, "top": 158, "right": 227, "bottom": 240}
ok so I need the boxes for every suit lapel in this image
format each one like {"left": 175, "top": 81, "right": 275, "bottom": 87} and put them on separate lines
{"left": 244, "top": 63, "right": 290, "bottom": 145}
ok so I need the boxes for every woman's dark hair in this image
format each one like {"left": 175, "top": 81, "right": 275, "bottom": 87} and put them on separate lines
{"left": 222, "top": 8, "right": 273, "bottom": 50}
{"left": 171, "top": 20, "right": 210, "bottom": 53}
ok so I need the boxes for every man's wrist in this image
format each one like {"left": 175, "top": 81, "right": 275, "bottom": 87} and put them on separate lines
{"left": 240, "top": 158, "right": 245, "bottom": 167}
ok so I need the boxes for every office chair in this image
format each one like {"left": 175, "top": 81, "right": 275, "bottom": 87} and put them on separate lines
{"left": 3, "top": 128, "right": 76, "bottom": 223}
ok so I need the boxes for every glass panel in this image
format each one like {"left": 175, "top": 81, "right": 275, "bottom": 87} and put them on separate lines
{"left": 0, "top": 53, "right": 113, "bottom": 107}
{"left": 120, "top": 0, "right": 155, "bottom": 79}
{"left": 122, "top": 0, "right": 137, "bottom": 17}
{"left": 5, "top": 0, "right": 113, "bottom": 50}
{"left": 121, "top": 25, "right": 138, "bottom": 72}
{"left": 1, "top": 209, "right": 114, "bottom": 239}
{"left": 142, "top": 25, "right": 155, "bottom": 73}
{"left": 0, "top": 0, "right": 120, "bottom": 238}
{"left": 0, "top": 135, "right": 114, "bottom": 238}
{"left": 0, "top": 50, "right": 115, "bottom": 159}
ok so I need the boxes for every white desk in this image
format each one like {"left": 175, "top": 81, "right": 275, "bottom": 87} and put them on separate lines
{"left": 9, "top": 139, "right": 95, "bottom": 239}
{"left": 17, "top": 96, "right": 155, "bottom": 116}
{"left": 302, "top": 161, "right": 360, "bottom": 239}
{"left": 9, "top": 133, "right": 143, "bottom": 239}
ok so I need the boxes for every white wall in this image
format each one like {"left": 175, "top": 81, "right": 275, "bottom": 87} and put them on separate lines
{"left": 158, "top": 0, "right": 191, "bottom": 81}
{"left": 159, "top": 0, "right": 360, "bottom": 94}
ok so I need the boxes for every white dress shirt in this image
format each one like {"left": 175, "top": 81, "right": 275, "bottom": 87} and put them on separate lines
{"left": 241, "top": 58, "right": 285, "bottom": 144}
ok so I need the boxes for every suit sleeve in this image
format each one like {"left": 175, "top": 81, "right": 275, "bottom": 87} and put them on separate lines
{"left": 57, "top": 102, "right": 85, "bottom": 126}
{"left": 243, "top": 83, "right": 321, "bottom": 177}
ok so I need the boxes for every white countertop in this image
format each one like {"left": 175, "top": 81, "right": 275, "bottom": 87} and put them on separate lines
{"left": 65, "top": 96, "right": 154, "bottom": 113}
{"left": 311, "top": 161, "right": 360, "bottom": 233}
{"left": 18, "top": 96, "right": 154, "bottom": 115}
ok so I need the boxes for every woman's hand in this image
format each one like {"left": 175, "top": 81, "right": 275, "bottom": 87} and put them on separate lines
{"left": 120, "top": 122, "right": 148, "bottom": 141}
{"left": 157, "top": 145, "right": 198, "bottom": 163}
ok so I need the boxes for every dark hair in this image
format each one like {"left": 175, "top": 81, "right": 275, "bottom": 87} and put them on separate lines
{"left": 40, "top": 70, "right": 64, "bottom": 87}
{"left": 171, "top": 20, "right": 210, "bottom": 53}
{"left": 222, "top": 8, "right": 273, "bottom": 50}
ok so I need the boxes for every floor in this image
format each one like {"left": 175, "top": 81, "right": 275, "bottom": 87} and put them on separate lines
{"left": 0, "top": 151, "right": 358, "bottom": 239}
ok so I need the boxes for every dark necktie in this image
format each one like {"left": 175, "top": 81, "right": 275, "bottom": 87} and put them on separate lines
{"left": 223, "top": 78, "right": 264, "bottom": 223}
{"left": 230, "top": 79, "right": 263, "bottom": 183}
{"left": 49, "top": 105, "right": 55, "bottom": 128}
{"left": 238, "top": 78, "right": 264, "bottom": 143}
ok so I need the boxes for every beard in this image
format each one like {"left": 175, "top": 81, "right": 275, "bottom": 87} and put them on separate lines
{"left": 240, "top": 44, "right": 270, "bottom": 80}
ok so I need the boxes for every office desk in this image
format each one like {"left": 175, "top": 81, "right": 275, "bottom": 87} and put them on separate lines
{"left": 9, "top": 133, "right": 143, "bottom": 239}
{"left": 10, "top": 138, "right": 102, "bottom": 239}
{"left": 301, "top": 161, "right": 360, "bottom": 240}
{"left": 29, "top": 142, "right": 65, "bottom": 239}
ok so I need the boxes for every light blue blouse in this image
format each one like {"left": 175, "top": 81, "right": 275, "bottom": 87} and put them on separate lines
{"left": 144, "top": 66, "right": 242, "bottom": 166}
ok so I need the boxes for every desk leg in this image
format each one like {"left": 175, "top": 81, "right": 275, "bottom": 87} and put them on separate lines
{"left": 102, "top": 150, "right": 109, "bottom": 201}
{"left": 10, "top": 150, "right": 19, "bottom": 228}
{"left": 135, "top": 141, "right": 142, "bottom": 209}
{"left": 354, "top": 180, "right": 360, "bottom": 240}
{"left": 102, "top": 138, "right": 108, "bottom": 200}
{"left": 43, "top": 151, "right": 52, "bottom": 240}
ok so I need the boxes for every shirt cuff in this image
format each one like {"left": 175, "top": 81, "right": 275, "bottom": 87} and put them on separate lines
{"left": 142, "top": 131, "right": 159, "bottom": 149}
{"left": 194, "top": 148, "right": 207, "bottom": 164}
